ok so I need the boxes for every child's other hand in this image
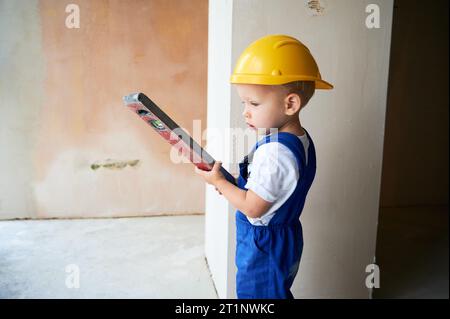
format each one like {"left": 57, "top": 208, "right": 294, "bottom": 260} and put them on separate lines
{"left": 194, "top": 161, "right": 225, "bottom": 187}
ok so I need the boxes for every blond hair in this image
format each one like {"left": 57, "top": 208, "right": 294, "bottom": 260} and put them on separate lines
{"left": 281, "top": 81, "right": 315, "bottom": 110}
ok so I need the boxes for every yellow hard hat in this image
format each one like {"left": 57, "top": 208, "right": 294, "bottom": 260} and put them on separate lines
{"left": 230, "top": 34, "right": 333, "bottom": 89}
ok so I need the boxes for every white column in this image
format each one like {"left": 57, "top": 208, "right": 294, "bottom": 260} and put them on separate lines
{"left": 204, "top": 0, "right": 235, "bottom": 299}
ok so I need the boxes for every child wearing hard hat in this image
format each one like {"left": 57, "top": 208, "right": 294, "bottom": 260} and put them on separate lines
{"left": 195, "top": 34, "right": 333, "bottom": 299}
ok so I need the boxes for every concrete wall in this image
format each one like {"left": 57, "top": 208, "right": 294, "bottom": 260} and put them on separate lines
{"left": 0, "top": 0, "right": 208, "bottom": 219}
{"left": 206, "top": 0, "right": 394, "bottom": 298}
{"left": 380, "top": 0, "right": 449, "bottom": 207}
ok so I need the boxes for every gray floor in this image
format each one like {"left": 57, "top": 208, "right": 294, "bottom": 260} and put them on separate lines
{"left": 1, "top": 208, "right": 448, "bottom": 299}
{"left": 0, "top": 215, "right": 217, "bottom": 299}
{"left": 374, "top": 206, "right": 449, "bottom": 299}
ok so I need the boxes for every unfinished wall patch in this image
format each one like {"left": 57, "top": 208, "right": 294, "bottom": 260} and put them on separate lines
{"left": 305, "top": 0, "right": 327, "bottom": 16}
{"left": 90, "top": 159, "right": 140, "bottom": 170}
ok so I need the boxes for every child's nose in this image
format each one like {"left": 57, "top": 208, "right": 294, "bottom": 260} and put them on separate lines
{"left": 242, "top": 106, "right": 251, "bottom": 118}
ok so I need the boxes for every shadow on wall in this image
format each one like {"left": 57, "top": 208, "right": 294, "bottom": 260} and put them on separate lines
{"left": 376, "top": 0, "right": 449, "bottom": 299}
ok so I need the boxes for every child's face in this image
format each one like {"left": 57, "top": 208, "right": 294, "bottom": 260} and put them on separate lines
{"left": 235, "top": 84, "right": 290, "bottom": 135}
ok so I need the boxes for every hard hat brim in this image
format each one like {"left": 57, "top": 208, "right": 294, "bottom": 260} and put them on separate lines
{"left": 230, "top": 74, "right": 333, "bottom": 90}
{"left": 315, "top": 79, "right": 334, "bottom": 90}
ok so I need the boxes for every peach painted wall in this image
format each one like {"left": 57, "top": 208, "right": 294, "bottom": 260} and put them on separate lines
{"left": 0, "top": 0, "right": 208, "bottom": 219}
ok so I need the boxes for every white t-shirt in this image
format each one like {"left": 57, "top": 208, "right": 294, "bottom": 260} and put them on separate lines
{"left": 244, "top": 133, "right": 310, "bottom": 226}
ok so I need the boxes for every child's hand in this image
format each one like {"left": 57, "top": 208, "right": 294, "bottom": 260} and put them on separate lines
{"left": 194, "top": 161, "right": 226, "bottom": 187}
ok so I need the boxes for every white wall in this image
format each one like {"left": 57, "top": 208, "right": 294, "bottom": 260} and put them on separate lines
{"left": 206, "top": 0, "right": 393, "bottom": 298}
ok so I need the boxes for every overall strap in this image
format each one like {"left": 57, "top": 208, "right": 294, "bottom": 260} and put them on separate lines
{"left": 245, "top": 132, "right": 306, "bottom": 170}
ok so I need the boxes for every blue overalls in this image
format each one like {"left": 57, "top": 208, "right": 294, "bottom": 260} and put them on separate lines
{"left": 235, "top": 130, "right": 317, "bottom": 299}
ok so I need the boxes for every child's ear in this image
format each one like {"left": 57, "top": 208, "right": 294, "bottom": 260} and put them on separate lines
{"left": 284, "top": 93, "right": 302, "bottom": 115}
